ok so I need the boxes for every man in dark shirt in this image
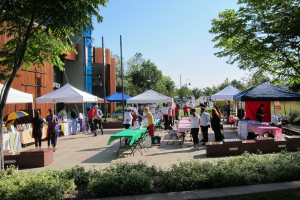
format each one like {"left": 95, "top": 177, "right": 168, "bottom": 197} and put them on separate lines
{"left": 256, "top": 104, "right": 265, "bottom": 123}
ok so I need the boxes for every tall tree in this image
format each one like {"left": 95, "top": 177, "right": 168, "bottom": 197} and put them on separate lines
{"left": 111, "top": 53, "right": 127, "bottom": 93}
{"left": 192, "top": 87, "right": 201, "bottom": 100}
{"left": 0, "top": 0, "right": 107, "bottom": 170}
{"left": 203, "top": 87, "right": 213, "bottom": 96}
{"left": 129, "top": 59, "right": 163, "bottom": 90}
{"left": 209, "top": 0, "right": 300, "bottom": 83}
{"left": 231, "top": 79, "right": 246, "bottom": 91}
{"left": 126, "top": 52, "right": 144, "bottom": 74}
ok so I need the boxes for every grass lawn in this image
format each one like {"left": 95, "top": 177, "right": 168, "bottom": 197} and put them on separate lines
{"left": 193, "top": 188, "right": 300, "bottom": 200}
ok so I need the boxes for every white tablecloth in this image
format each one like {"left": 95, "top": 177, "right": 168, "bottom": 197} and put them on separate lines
{"left": 2, "top": 132, "right": 22, "bottom": 151}
{"left": 238, "top": 121, "right": 260, "bottom": 139}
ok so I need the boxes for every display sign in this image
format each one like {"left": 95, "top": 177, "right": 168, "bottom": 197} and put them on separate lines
{"left": 274, "top": 101, "right": 281, "bottom": 109}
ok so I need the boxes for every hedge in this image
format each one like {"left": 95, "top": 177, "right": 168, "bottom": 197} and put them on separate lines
{"left": 1, "top": 150, "right": 300, "bottom": 199}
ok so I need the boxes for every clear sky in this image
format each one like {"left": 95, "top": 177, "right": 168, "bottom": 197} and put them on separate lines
{"left": 92, "top": 0, "right": 247, "bottom": 89}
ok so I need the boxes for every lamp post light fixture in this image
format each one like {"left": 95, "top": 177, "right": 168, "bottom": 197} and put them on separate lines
{"left": 186, "top": 79, "right": 191, "bottom": 86}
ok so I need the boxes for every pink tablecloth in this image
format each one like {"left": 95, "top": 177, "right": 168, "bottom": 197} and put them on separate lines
{"left": 247, "top": 124, "right": 282, "bottom": 137}
{"left": 179, "top": 119, "right": 190, "bottom": 124}
{"left": 177, "top": 124, "right": 191, "bottom": 137}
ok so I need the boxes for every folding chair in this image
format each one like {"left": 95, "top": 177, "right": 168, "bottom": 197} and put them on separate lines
{"left": 167, "top": 124, "right": 183, "bottom": 145}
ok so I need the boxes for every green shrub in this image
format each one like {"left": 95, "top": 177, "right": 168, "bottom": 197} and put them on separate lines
{"left": 88, "top": 169, "right": 153, "bottom": 198}
{"left": 61, "top": 165, "right": 94, "bottom": 185}
{"left": 0, "top": 169, "right": 76, "bottom": 200}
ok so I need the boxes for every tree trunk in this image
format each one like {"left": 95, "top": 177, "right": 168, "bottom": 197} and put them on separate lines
{"left": 0, "top": 78, "right": 15, "bottom": 171}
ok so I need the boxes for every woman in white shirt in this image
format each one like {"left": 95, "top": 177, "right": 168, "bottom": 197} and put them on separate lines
{"left": 200, "top": 107, "right": 210, "bottom": 145}
{"left": 189, "top": 109, "right": 200, "bottom": 150}
{"left": 123, "top": 107, "right": 133, "bottom": 129}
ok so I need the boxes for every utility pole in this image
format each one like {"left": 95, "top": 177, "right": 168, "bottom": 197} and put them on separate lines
{"left": 102, "top": 36, "right": 107, "bottom": 122}
{"left": 120, "top": 35, "right": 125, "bottom": 120}
{"left": 180, "top": 74, "right": 182, "bottom": 88}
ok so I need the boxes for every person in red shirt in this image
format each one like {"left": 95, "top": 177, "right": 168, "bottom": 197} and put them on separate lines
{"left": 183, "top": 101, "right": 188, "bottom": 116}
{"left": 131, "top": 110, "right": 136, "bottom": 126}
{"left": 88, "top": 106, "right": 96, "bottom": 133}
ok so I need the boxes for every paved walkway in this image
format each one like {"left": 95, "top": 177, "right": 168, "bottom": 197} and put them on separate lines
{"left": 96, "top": 181, "right": 300, "bottom": 200}
{"left": 21, "top": 124, "right": 239, "bottom": 171}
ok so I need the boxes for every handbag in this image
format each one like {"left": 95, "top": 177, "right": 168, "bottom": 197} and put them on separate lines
{"left": 151, "top": 135, "right": 161, "bottom": 144}
{"left": 142, "top": 136, "right": 152, "bottom": 148}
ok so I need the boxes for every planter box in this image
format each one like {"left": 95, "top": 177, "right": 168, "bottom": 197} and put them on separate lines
{"left": 206, "top": 141, "right": 226, "bottom": 157}
{"left": 285, "top": 136, "right": 300, "bottom": 151}
{"left": 274, "top": 138, "right": 289, "bottom": 152}
{"left": 103, "top": 120, "right": 124, "bottom": 129}
{"left": 223, "top": 139, "right": 243, "bottom": 155}
{"left": 4, "top": 150, "right": 21, "bottom": 168}
{"left": 255, "top": 137, "right": 274, "bottom": 153}
{"left": 242, "top": 140, "right": 259, "bottom": 154}
{"left": 20, "top": 148, "right": 53, "bottom": 168}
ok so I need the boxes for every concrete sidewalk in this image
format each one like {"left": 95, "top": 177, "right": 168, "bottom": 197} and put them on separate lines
{"left": 91, "top": 181, "right": 300, "bottom": 200}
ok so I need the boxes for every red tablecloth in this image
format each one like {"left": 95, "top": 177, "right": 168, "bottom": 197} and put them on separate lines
{"left": 247, "top": 124, "right": 282, "bottom": 137}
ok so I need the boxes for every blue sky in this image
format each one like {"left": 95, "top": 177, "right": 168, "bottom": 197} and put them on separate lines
{"left": 92, "top": 0, "right": 246, "bottom": 89}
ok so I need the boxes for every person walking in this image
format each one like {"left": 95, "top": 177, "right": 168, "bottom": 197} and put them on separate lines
{"left": 31, "top": 110, "right": 44, "bottom": 149}
{"left": 45, "top": 108, "right": 59, "bottom": 151}
{"left": 70, "top": 109, "right": 78, "bottom": 135}
{"left": 200, "top": 107, "right": 210, "bottom": 145}
{"left": 211, "top": 108, "right": 224, "bottom": 141}
{"left": 88, "top": 106, "right": 96, "bottom": 134}
{"left": 189, "top": 108, "right": 200, "bottom": 150}
{"left": 123, "top": 107, "right": 133, "bottom": 129}
{"left": 161, "top": 103, "right": 169, "bottom": 130}
{"left": 141, "top": 107, "right": 155, "bottom": 137}
{"left": 94, "top": 105, "right": 104, "bottom": 136}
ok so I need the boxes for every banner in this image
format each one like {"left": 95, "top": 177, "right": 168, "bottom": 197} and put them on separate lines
{"left": 274, "top": 101, "right": 282, "bottom": 109}
{"left": 245, "top": 101, "right": 271, "bottom": 122}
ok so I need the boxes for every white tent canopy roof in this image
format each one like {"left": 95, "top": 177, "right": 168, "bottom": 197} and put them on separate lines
{"left": 36, "top": 83, "right": 97, "bottom": 104}
{"left": 0, "top": 83, "right": 33, "bottom": 104}
{"left": 127, "top": 89, "right": 173, "bottom": 104}
{"left": 211, "top": 85, "right": 240, "bottom": 100}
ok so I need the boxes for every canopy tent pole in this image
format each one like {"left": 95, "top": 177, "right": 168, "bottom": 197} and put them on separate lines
{"left": 32, "top": 102, "right": 34, "bottom": 116}
{"left": 120, "top": 35, "right": 125, "bottom": 120}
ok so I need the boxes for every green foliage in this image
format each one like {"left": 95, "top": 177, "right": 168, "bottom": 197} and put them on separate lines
{"left": 4, "top": 152, "right": 300, "bottom": 199}
{"left": 192, "top": 87, "right": 201, "bottom": 100}
{"left": 0, "top": 169, "right": 76, "bottom": 200}
{"left": 203, "top": 87, "right": 213, "bottom": 96}
{"left": 0, "top": 0, "right": 107, "bottom": 80}
{"left": 209, "top": 0, "right": 300, "bottom": 83}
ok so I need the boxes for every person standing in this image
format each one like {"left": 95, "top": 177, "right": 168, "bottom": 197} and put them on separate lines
{"left": 168, "top": 102, "right": 174, "bottom": 127}
{"left": 256, "top": 104, "right": 265, "bottom": 123}
{"left": 211, "top": 108, "right": 224, "bottom": 141}
{"left": 227, "top": 101, "right": 231, "bottom": 122}
{"left": 189, "top": 109, "right": 200, "bottom": 150}
{"left": 175, "top": 101, "right": 180, "bottom": 120}
{"left": 189, "top": 101, "right": 195, "bottom": 116}
{"left": 94, "top": 105, "right": 104, "bottom": 136}
{"left": 131, "top": 109, "right": 136, "bottom": 126}
{"left": 58, "top": 106, "right": 67, "bottom": 121}
{"left": 222, "top": 101, "right": 227, "bottom": 121}
{"left": 88, "top": 106, "right": 96, "bottom": 134}
{"left": 182, "top": 101, "right": 188, "bottom": 117}
{"left": 123, "top": 107, "right": 133, "bottom": 129}
{"left": 161, "top": 103, "right": 169, "bottom": 130}
{"left": 31, "top": 110, "right": 44, "bottom": 149}
{"left": 45, "top": 108, "right": 59, "bottom": 151}
{"left": 70, "top": 109, "right": 78, "bottom": 135}
{"left": 138, "top": 104, "right": 143, "bottom": 125}
{"left": 141, "top": 107, "right": 155, "bottom": 137}
{"left": 150, "top": 103, "right": 156, "bottom": 115}
{"left": 214, "top": 105, "right": 222, "bottom": 118}
{"left": 200, "top": 107, "right": 210, "bottom": 145}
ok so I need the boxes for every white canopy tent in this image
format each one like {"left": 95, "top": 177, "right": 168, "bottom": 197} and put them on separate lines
{"left": 0, "top": 83, "right": 33, "bottom": 104}
{"left": 36, "top": 83, "right": 97, "bottom": 104}
{"left": 211, "top": 85, "right": 240, "bottom": 101}
{"left": 127, "top": 90, "right": 173, "bottom": 104}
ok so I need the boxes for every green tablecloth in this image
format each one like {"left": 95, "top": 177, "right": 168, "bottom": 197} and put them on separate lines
{"left": 107, "top": 128, "right": 147, "bottom": 146}
{"left": 155, "top": 119, "right": 161, "bottom": 126}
